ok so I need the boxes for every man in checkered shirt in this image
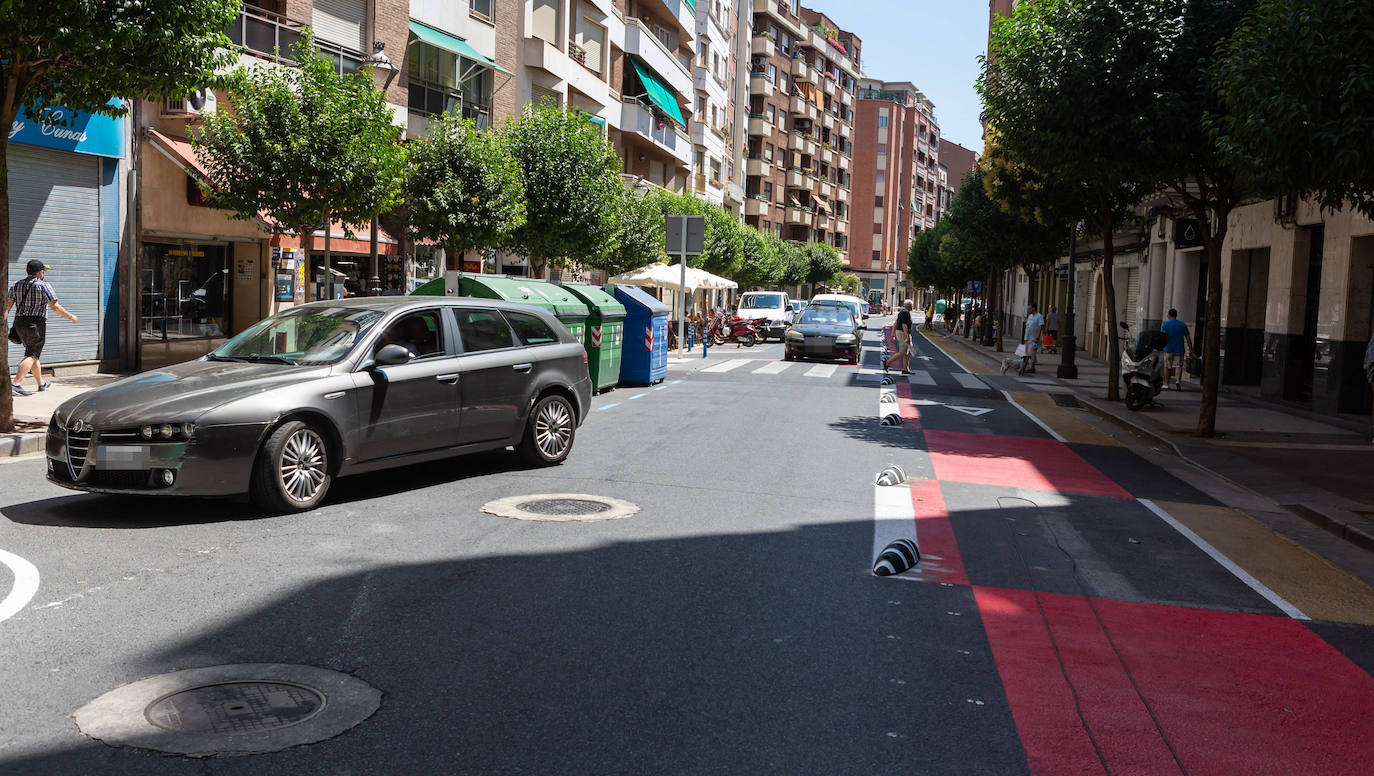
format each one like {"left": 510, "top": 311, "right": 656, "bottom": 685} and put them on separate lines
{"left": 5, "top": 260, "right": 79, "bottom": 396}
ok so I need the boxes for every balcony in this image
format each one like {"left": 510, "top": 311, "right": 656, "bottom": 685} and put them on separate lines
{"left": 838, "top": 120, "right": 851, "bottom": 139}
{"left": 227, "top": 6, "right": 365, "bottom": 76}
{"left": 786, "top": 207, "right": 810, "bottom": 225}
{"left": 747, "top": 115, "right": 770, "bottom": 136}
{"left": 660, "top": 0, "right": 698, "bottom": 40}
{"left": 818, "top": 178, "right": 832, "bottom": 198}
{"left": 748, "top": 75, "right": 774, "bottom": 98}
{"left": 691, "top": 120, "right": 726, "bottom": 153}
{"left": 746, "top": 157, "right": 769, "bottom": 177}
{"left": 817, "top": 213, "right": 831, "bottom": 230}
{"left": 837, "top": 185, "right": 849, "bottom": 202}
{"left": 839, "top": 89, "right": 853, "bottom": 107}
{"left": 786, "top": 169, "right": 809, "bottom": 189}
{"left": 744, "top": 197, "right": 771, "bottom": 217}
{"left": 623, "top": 17, "right": 693, "bottom": 96}
{"left": 751, "top": 35, "right": 773, "bottom": 56}
{"left": 789, "top": 95, "right": 818, "bottom": 121}
{"left": 789, "top": 133, "right": 815, "bottom": 156}
{"left": 792, "top": 59, "right": 818, "bottom": 86}
{"left": 621, "top": 99, "right": 692, "bottom": 166}
{"left": 818, "top": 146, "right": 833, "bottom": 164}
{"left": 821, "top": 111, "right": 834, "bottom": 130}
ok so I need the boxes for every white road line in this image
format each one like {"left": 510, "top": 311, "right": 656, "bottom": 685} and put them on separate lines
{"left": 1138, "top": 498, "right": 1309, "bottom": 620}
{"left": 0, "top": 549, "right": 40, "bottom": 623}
{"left": 805, "top": 363, "right": 837, "bottom": 378}
{"left": 700, "top": 359, "right": 752, "bottom": 373}
{"left": 874, "top": 483, "right": 918, "bottom": 564}
{"left": 752, "top": 361, "right": 792, "bottom": 375}
{"left": 908, "top": 370, "right": 936, "bottom": 386}
{"left": 917, "top": 330, "right": 1067, "bottom": 443}
{"left": 952, "top": 373, "right": 987, "bottom": 390}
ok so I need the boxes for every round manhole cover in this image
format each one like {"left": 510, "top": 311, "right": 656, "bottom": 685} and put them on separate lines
{"left": 146, "top": 682, "right": 325, "bottom": 733}
{"left": 73, "top": 664, "right": 380, "bottom": 757}
{"left": 516, "top": 498, "right": 612, "bottom": 516}
{"left": 483, "top": 493, "right": 639, "bottom": 522}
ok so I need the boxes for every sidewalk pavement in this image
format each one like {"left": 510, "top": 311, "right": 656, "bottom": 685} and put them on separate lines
{"left": 2, "top": 373, "right": 123, "bottom": 456}
{"left": 928, "top": 326, "right": 1374, "bottom": 551}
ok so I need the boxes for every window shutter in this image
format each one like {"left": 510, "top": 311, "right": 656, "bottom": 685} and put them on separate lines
{"left": 312, "top": 0, "right": 366, "bottom": 52}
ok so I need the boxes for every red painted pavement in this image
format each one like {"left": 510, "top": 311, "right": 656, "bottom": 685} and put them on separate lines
{"left": 975, "top": 587, "right": 1374, "bottom": 775}
{"left": 908, "top": 480, "right": 968, "bottom": 586}
{"left": 924, "top": 430, "right": 1132, "bottom": 499}
{"left": 894, "top": 382, "right": 922, "bottom": 428}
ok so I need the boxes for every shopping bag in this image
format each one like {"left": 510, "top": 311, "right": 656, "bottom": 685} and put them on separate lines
{"left": 1042, "top": 334, "right": 1055, "bottom": 347}
{"left": 1014, "top": 344, "right": 1027, "bottom": 358}
{"left": 1186, "top": 355, "right": 1202, "bottom": 377}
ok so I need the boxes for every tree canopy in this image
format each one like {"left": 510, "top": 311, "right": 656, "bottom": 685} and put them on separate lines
{"left": 407, "top": 110, "right": 526, "bottom": 269}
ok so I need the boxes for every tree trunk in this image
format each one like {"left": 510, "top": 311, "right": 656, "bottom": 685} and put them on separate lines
{"left": 1, "top": 134, "right": 12, "bottom": 432}
{"left": 1195, "top": 208, "right": 1228, "bottom": 437}
{"left": 1102, "top": 214, "right": 1121, "bottom": 402}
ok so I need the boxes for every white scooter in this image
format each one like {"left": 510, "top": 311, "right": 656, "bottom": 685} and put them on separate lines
{"left": 1119, "top": 321, "right": 1167, "bottom": 411}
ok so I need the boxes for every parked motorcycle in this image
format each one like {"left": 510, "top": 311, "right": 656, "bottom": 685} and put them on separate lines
{"left": 709, "top": 315, "right": 765, "bottom": 347}
{"left": 1119, "top": 321, "right": 1167, "bottom": 411}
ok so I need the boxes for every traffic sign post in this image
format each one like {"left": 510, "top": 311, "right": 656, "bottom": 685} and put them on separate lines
{"left": 666, "top": 214, "right": 706, "bottom": 358}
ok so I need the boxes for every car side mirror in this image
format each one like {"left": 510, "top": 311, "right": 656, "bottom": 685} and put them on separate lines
{"left": 373, "top": 343, "right": 413, "bottom": 367}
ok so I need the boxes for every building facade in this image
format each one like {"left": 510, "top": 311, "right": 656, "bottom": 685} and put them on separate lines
{"left": 848, "top": 80, "right": 940, "bottom": 307}
{"left": 742, "top": 2, "right": 859, "bottom": 266}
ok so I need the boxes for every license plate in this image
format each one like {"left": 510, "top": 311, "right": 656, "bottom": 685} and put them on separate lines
{"left": 97, "top": 445, "right": 149, "bottom": 470}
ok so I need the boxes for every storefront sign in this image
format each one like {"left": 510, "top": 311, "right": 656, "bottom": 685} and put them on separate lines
{"left": 8, "top": 101, "right": 126, "bottom": 158}
{"left": 291, "top": 250, "right": 307, "bottom": 299}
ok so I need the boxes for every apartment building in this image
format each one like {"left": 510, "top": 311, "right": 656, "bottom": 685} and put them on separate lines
{"left": 742, "top": 1, "right": 860, "bottom": 265}
{"left": 689, "top": 0, "right": 738, "bottom": 206}
{"left": 848, "top": 80, "right": 940, "bottom": 305}
{"left": 936, "top": 139, "right": 979, "bottom": 223}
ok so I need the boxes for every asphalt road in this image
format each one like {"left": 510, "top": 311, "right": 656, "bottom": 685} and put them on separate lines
{"left": 1, "top": 319, "right": 1372, "bottom": 774}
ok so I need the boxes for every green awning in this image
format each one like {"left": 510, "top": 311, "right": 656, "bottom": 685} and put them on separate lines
{"left": 629, "top": 57, "right": 685, "bottom": 127}
{"left": 408, "top": 19, "right": 512, "bottom": 75}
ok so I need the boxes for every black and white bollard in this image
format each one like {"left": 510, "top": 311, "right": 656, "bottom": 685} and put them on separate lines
{"left": 873, "top": 538, "right": 921, "bottom": 576}
{"left": 875, "top": 464, "right": 907, "bottom": 486}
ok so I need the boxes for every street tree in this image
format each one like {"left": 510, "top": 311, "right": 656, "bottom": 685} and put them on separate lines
{"left": 193, "top": 31, "right": 408, "bottom": 296}
{"left": 778, "top": 236, "right": 808, "bottom": 288}
{"left": 407, "top": 110, "right": 525, "bottom": 275}
{"left": 0, "top": 0, "right": 239, "bottom": 431}
{"left": 606, "top": 186, "right": 667, "bottom": 276}
{"left": 644, "top": 190, "right": 743, "bottom": 278}
{"left": 803, "top": 243, "right": 843, "bottom": 287}
{"left": 1212, "top": 0, "right": 1374, "bottom": 219}
{"left": 737, "top": 226, "right": 783, "bottom": 288}
{"left": 504, "top": 102, "right": 623, "bottom": 277}
{"left": 980, "top": 0, "right": 1164, "bottom": 400}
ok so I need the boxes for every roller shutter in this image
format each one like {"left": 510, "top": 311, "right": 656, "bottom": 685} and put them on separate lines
{"left": 313, "top": 0, "right": 366, "bottom": 52}
{"left": 6, "top": 144, "right": 102, "bottom": 363}
{"left": 1126, "top": 266, "right": 1140, "bottom": 329}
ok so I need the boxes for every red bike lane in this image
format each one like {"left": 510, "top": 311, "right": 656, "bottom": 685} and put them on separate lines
{"left": 889, "top": 381, "right": 1374, "bottom": 775}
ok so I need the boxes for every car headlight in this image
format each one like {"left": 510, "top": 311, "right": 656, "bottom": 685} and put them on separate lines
{"left": 786, "top": 330, "right": 805, "bottom": 341}
{"left": 139, "top": 422, "right": 196, "bottom": 441}
{"left": 836, "top": 334, "right": 857, "bottom": 344}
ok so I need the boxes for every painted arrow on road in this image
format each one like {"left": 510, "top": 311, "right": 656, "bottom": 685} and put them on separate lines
{"left": 947, "top": 406, "right": 994, "bottom": 417}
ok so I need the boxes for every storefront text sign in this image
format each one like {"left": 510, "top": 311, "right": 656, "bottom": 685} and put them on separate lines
{"left": 8, "top": 101, "right": 125, "bottom": 158}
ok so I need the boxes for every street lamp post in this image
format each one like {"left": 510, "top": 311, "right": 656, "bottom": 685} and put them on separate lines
{"left": 1057, "top": 226, "right": 1079, "bottom": 379}
{"left": 363, "top": 41, "right": 400, "bottom": 296}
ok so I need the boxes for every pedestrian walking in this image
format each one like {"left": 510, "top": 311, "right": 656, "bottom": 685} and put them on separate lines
{"left": 1161, "top": 308, "right": 1193, "bottom": 390}
{"left": 1045, "top": 306, "right": 1060, "bottom": 349}
{"left": 1022, "top": 304, "right": 1044, "bottom": 373}
{"left": 5, "top": 260, "right": 79, "bottom": 396}
{"left": 886, "top": 300, "right": 914, "bottom": 374}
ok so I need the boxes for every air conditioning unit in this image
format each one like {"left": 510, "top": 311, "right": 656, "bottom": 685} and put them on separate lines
{"left": 161, "top": 87, "right": 217, "bottom": 119}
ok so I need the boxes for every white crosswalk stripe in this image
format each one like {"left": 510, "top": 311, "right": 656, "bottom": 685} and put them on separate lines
{"left": 952, "top": 373, "right": 988, "bottom": 390}
{"left": 752, "top": 361, "right": 792, "bottom": 375}
{"left": 700, "top": 359, "right": 752, "bottom": 373}
{"left": 908, "top": 370, "right": 936, "bottom": 386}
{"left": 805, "top": 363, "right": 837, "bottom": 378}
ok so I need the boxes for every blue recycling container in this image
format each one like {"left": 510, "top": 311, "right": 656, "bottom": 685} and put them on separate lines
{"left": 610, "top": 285, "right": 669, "bottom": 386}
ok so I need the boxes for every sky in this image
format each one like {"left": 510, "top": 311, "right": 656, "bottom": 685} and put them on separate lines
{"left": 802, "top": 0, "right": 990, "bottom": 153}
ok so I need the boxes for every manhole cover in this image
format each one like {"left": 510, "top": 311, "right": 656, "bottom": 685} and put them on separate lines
{"left": 1050, "top": 393, "right": 1083, "bottom": 408}
{"left": 483, "top": 493, "right": 639, "bottom": 522}
{"left": 73, "top": 664, "right": 380, "bottom": 757}
{"left": 516, "top": 498, "right": 612, "bottom": 516}
{"left": 146, "top": 682, "right": 325, "bottom": 733}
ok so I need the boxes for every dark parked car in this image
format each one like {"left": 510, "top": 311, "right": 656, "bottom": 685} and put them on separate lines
{"left": 784, "top": 305, "right": 860, "bottom": 364}
{"left": 47, "top": 298, "right": 593, "bottom": 512}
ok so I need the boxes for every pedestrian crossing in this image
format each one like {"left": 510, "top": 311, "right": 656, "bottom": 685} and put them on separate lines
{"left": 694, "top": 358, "right": 842, "bottom": 378}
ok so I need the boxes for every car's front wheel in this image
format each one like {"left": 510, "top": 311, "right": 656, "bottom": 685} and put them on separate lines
{"left": 251, "top": 420, "right": 332, "bottom": 513}
{"left": 517, "top": 394, "right": 576, "bottom": 466}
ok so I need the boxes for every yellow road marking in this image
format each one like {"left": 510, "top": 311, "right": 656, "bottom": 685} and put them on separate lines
{"left": 1156, "top": 500, "right": 1374, "bottom": 625}
{"left": 917, "top": 330, "right": 996, "bottom": 375}
{"left": 1008, "top": 391, "right": 1123, "bottom": 447}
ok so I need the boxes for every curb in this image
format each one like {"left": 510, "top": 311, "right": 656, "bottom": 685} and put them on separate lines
{"left": 929, "top": 330, "right": 1374, "bottom": 555}
{"left": 2, "top": 431, "right": 45, "bottom": 458}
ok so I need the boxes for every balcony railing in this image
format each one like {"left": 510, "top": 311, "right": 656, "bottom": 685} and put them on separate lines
{"left": 226, "top": 7, "right": 365, "bottom": 75}
{"left": 409, "top": 80, "right": 491, "bottom": 127}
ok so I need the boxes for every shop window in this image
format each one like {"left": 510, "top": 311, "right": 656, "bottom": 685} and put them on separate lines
{"left": 141, "top": 243, "right": 231, "bottom": 345}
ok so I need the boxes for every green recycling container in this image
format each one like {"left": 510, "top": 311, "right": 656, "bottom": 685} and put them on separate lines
{"left": 561, "top": 283, "right": 626, "bottom": 393}
{"left": 455, "top": 275, "right": 558, "bottom": 317}
{"left": 410, "top": 276, "right": 447, "bottom": 296}
{"left": 523, "top": 280, "right": 590, "bottom": 344}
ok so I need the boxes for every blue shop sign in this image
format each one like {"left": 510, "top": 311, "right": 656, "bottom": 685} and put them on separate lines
{"left": 8, "top": 101, "right": 125, "bottom": 158}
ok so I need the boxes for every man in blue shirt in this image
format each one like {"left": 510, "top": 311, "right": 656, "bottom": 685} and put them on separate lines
{"left": 1161, "top": 308, "right": 1192, "bottom": 390}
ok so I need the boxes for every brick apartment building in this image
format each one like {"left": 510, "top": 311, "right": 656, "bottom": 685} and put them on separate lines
{"left": 847, "top": 80, "right": 941, "bottom": 306}
{"left": 741, "top": 1, "right": 860, "bottom": 266}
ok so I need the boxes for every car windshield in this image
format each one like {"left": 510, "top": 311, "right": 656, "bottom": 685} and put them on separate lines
{"left": 815, "top": 300, "right": 861, "bottom": 319}
{"left": 799, "top": 307, "right": 853, "bottom": 326}
{"left": 211, "top": 305, "right": 385, "bottom": 366}
{"left": 740, "top": 293, "right": 784, "bottom": 309}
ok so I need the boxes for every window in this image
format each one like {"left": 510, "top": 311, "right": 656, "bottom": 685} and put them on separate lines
{"left": 764, "top": 104, "right": 775, "bottom": 122}
{"left": 469, "top": 0, "right": 492, "bottom": 19}
{"left": 762, "top": 220, "right": 771, "bottom": 232}
{"left": 532, "top": 0, "right": 560, "bottom": 43}
{"left": 873, "top": 251, "right": 881, "bottom": 262}
{"left": 378, "top": 311, "right": 445, "bottom": 359}
{"left": 652, "top": 23, "right": 673, "bottom": 52}
{"left": 763, "top": 181, "right": 773, "bottom": 200}
{"left": 576, "top": 16, "right": 606, "bottom": 75}
{"left": 767, "top": 63, "right": 777, "bottom": 82}
{"left": 711, "top": 159, "right": 722, "bottom": 184}
{"left": 505, "top": 311, "right": 559, "bottom": 346}
{"left": 874, "top": 196, "right": 884, "bottom": 207}
{"left": 878, "top": 115, "right": 889, "bottom": 128}
{"left": 453, "top": 308, "right": 515, "bottom": 352}
{"left": 764, "top": 142, "right": 774, "bottom": 161}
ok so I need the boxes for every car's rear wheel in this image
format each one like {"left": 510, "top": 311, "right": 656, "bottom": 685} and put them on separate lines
{"left": 518, "top": 394, "right": 576, "bottom": 466}
{"left": 251, "top": 420, "right": 331, "bottom": 513}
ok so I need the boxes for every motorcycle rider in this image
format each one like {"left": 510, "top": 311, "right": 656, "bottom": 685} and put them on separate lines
{"left": 1161, "top": 308, "right": 1193, "bottom": 390}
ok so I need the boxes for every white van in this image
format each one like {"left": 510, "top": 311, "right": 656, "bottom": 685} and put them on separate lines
{"left": 736, "top": 290, "right": 793, "bottom": 341}
{"left": 809, "top": 293, "right": 869, "bottom": 329}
